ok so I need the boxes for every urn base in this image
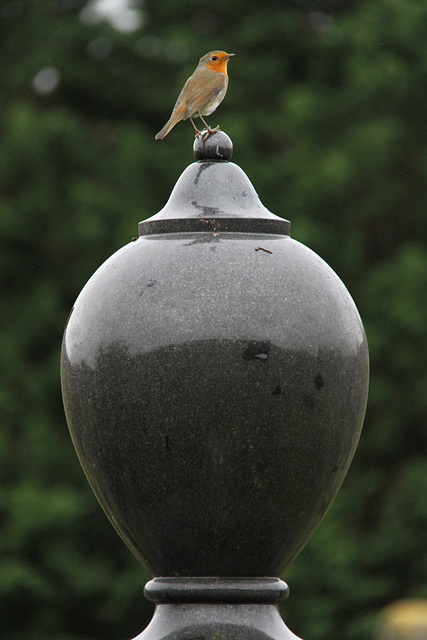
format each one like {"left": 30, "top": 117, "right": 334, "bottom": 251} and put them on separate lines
{"left": 133, "top": 578, "right": 301, "bottom": 640}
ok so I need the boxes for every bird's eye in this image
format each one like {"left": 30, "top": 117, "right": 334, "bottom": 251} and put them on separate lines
{"left": 211, "top": 55, "right": 218, "bottom": 61}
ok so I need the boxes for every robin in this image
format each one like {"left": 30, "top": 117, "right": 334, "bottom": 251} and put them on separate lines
{"left": 155, "top": 50, "right": 235, "bottom": 140}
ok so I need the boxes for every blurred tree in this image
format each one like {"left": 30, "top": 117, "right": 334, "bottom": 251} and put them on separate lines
{"left": 0, "top": 0, "right": 426, "bottom": 639}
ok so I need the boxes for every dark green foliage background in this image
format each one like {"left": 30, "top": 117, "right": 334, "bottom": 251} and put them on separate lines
{"left": 1, "top": 1, "right": 426, "bottom": 639}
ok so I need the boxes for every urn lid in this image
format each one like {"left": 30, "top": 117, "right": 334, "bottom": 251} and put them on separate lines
{"left": 139, "top": 131, "right": 290, "bottom": 237}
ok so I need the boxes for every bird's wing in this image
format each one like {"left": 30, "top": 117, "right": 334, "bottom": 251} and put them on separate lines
{"left": 175, "top": 69, "right": 226, "bottom": 119}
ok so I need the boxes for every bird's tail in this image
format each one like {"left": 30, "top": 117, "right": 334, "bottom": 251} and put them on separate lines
{"left": 155, "top": 115, "right": 180, "bottom": 140}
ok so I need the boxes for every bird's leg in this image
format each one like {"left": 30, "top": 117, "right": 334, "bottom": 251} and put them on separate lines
{"left": 197, "top": 113, "right": 220, "bottom": 140}
{"left": 190, "top": 117, "right": 202, "bottom": 138}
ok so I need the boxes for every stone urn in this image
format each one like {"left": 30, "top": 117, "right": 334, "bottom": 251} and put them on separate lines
{"left": 61, "top": 132, "right": 369, "bottom": 640}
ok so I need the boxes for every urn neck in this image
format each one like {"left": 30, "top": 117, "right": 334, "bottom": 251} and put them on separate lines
{"left": 144, "top": 578, "right": 289, "bottom": 605}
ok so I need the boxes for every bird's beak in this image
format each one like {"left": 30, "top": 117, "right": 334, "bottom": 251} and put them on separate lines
{"left": 224, "top": 53, "right": 235, "bottom": 59}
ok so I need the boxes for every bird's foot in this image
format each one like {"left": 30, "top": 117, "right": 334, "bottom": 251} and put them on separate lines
{"left": 201, "top": 126, "right": 221, "bottom": 141}
{"left": 207, "top": 125, "right": 221, "bottom": 136}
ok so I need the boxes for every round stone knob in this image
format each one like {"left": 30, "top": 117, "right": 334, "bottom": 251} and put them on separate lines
{"left": 193, "top": 130, "right": 233, "bottom": 161}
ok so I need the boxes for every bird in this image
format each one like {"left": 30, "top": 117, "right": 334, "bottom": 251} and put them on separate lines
{"left": 155, "top": 50, "right": 235, "bottom": 140}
